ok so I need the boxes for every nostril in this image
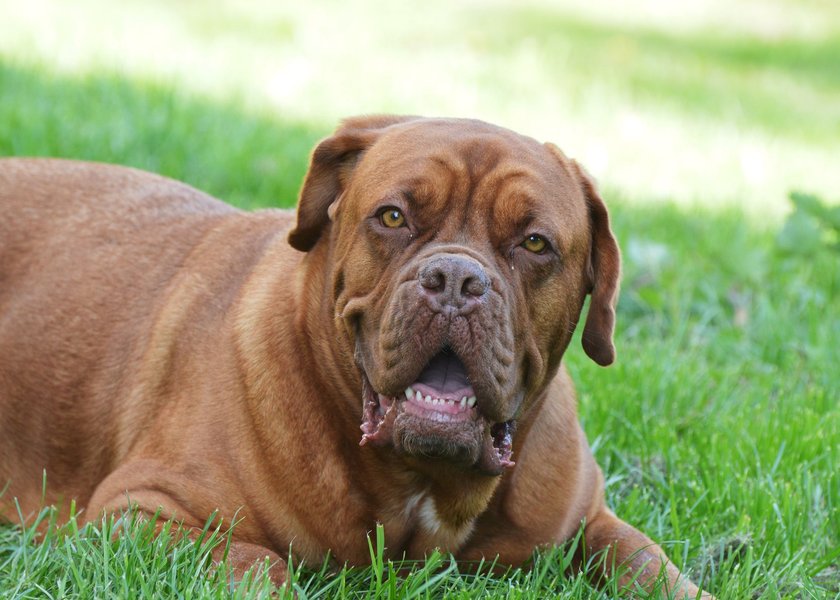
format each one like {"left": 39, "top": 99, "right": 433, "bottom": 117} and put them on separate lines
{"left": 461, "top": 274, "right": 489, "bottom": 298}
{"left": 419, "top": 267, "right": 445, "bottom": 292}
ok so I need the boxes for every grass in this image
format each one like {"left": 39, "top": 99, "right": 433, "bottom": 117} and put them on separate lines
{"left": 2, "top": 0, "right": 839, "bottom": 214}
{"left": 0, "top": 507, "right": 673, "bottom": 599}
{"left": 0, "top": 63, "right": 320, "bottom": 210}
{"left": 1, "top": 0, "right": 839, "bottom": 598}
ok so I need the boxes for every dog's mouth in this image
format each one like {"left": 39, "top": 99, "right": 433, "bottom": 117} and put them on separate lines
{"left": 359, "top": 351, "right": 515, "bottom": 475}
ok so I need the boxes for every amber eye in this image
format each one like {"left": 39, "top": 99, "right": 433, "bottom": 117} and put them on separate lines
{"left": 379, "top": 208, "right": 406, "bottom": 228}
{"left": 522, "top": 234, "right": 548, "bottom": 253}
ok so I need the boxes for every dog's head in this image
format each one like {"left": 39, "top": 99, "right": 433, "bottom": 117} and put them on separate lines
{"left": 288, "top": 116, "right": 619, "bottom": 475}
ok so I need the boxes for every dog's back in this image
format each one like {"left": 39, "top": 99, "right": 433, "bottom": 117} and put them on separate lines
{"left": 0, "top": 159, "right": 282, "bottom": 519}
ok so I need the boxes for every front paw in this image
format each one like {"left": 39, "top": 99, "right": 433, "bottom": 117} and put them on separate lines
{"left": 223, "top": 540, "right": 288, "bottom": 587}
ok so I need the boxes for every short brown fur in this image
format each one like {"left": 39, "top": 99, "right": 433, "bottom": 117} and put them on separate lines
{"left": 0, "top": 116, "right": 711, "bottom": 598}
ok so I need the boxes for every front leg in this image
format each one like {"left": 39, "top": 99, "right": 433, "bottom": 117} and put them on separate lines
{"left": 151, "top": 518, "right": 289, "bottom": 586}
{"left": 85, "top": 461, "right": 288, "bottom": 587}
{"left": 212, "top": 538, "right": 288, "bottom": 586}
{"left": 584, "top": 508, "right": 713, "bottom": 599}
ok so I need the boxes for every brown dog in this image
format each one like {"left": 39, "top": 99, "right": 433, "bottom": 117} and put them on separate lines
{"left": 0, "top": 116, "right": 711, "bottom": 598}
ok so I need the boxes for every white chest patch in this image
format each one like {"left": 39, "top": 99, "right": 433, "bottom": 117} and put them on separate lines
{"left": 413, "top": 494, "right": 476, "bottom": 551}
{"left": 418, "top": 495, "right": 443, "bottom": 535}
{"left": 403, "top": 492, "right": 425, "bottom": 520}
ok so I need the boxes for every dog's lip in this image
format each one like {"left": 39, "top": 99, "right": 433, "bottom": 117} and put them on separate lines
{"left": 359, "top": 382, "right": 477, "bottom": 445}
{"left": 358, "top": 374, "right": 516, "bottom": 473}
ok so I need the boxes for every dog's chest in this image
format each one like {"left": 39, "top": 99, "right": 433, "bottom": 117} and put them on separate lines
{"left": 383, "top": 490, "right": 477, "bottom": 556}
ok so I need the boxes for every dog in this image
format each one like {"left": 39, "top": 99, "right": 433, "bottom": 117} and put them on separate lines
{"left": 0, "top": 115, "right": 711, "bottom": 598}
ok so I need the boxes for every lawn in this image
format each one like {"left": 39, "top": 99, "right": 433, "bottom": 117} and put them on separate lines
{"left": 1, "top": 0, "right": 838, "bottom": 598}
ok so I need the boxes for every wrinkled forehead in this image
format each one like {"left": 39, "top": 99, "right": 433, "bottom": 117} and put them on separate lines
{"left": 347, "top": 119, "right": 588, "bottom": 234}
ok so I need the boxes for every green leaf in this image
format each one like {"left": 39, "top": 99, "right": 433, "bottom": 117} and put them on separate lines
{"left": 776, "top": 211, "right": 824, "bottom": 255}
{"left": 789, "top": 191, "right": 826, "bottom": 217}
{"left": 823, "top": 205, "right": 840, "bottom": 231}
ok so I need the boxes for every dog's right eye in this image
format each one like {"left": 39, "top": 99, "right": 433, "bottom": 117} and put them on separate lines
{"left": 521, "top": 234, "right": 548, "bottom": 254}
{"left": 379, "top": 207, "right": 407, "bottom": 228}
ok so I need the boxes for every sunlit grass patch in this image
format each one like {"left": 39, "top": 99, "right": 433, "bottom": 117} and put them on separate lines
{"left": 2, "top": 0, "right": 838, "bottom": 213}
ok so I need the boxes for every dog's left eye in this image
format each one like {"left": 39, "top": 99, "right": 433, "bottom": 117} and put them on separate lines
{"left": 379, "top": 207, "right": 407, "bottom": 228}
{"left": 521, "top": 234, "right": 548, "bottom": 253}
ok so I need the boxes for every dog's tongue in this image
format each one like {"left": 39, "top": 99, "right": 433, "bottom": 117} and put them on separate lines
{"left": 415, "top": 352, "right": 470, "bottom": 393}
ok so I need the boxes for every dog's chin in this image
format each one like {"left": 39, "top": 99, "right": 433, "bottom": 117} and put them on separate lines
{"left": 393, "top": 414, "right": 484, "bottom": 466}
{"left": 359, "top": 352, "right": 516, "bottom": 476}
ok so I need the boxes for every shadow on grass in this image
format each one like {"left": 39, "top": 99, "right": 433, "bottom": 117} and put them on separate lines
{"left": 0, "top": 59, "right": 326, "bottom": 210}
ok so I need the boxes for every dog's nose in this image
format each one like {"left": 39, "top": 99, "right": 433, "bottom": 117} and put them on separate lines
{"left": 418, "top": 254, "right": 489, "bottom": 310}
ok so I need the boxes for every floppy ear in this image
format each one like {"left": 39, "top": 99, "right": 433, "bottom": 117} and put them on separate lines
{"left": 288, "top": 115, "right": 420, "bottom": 252}
{"left": 572, "top": 161, "right": 621, "bottom": 366}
